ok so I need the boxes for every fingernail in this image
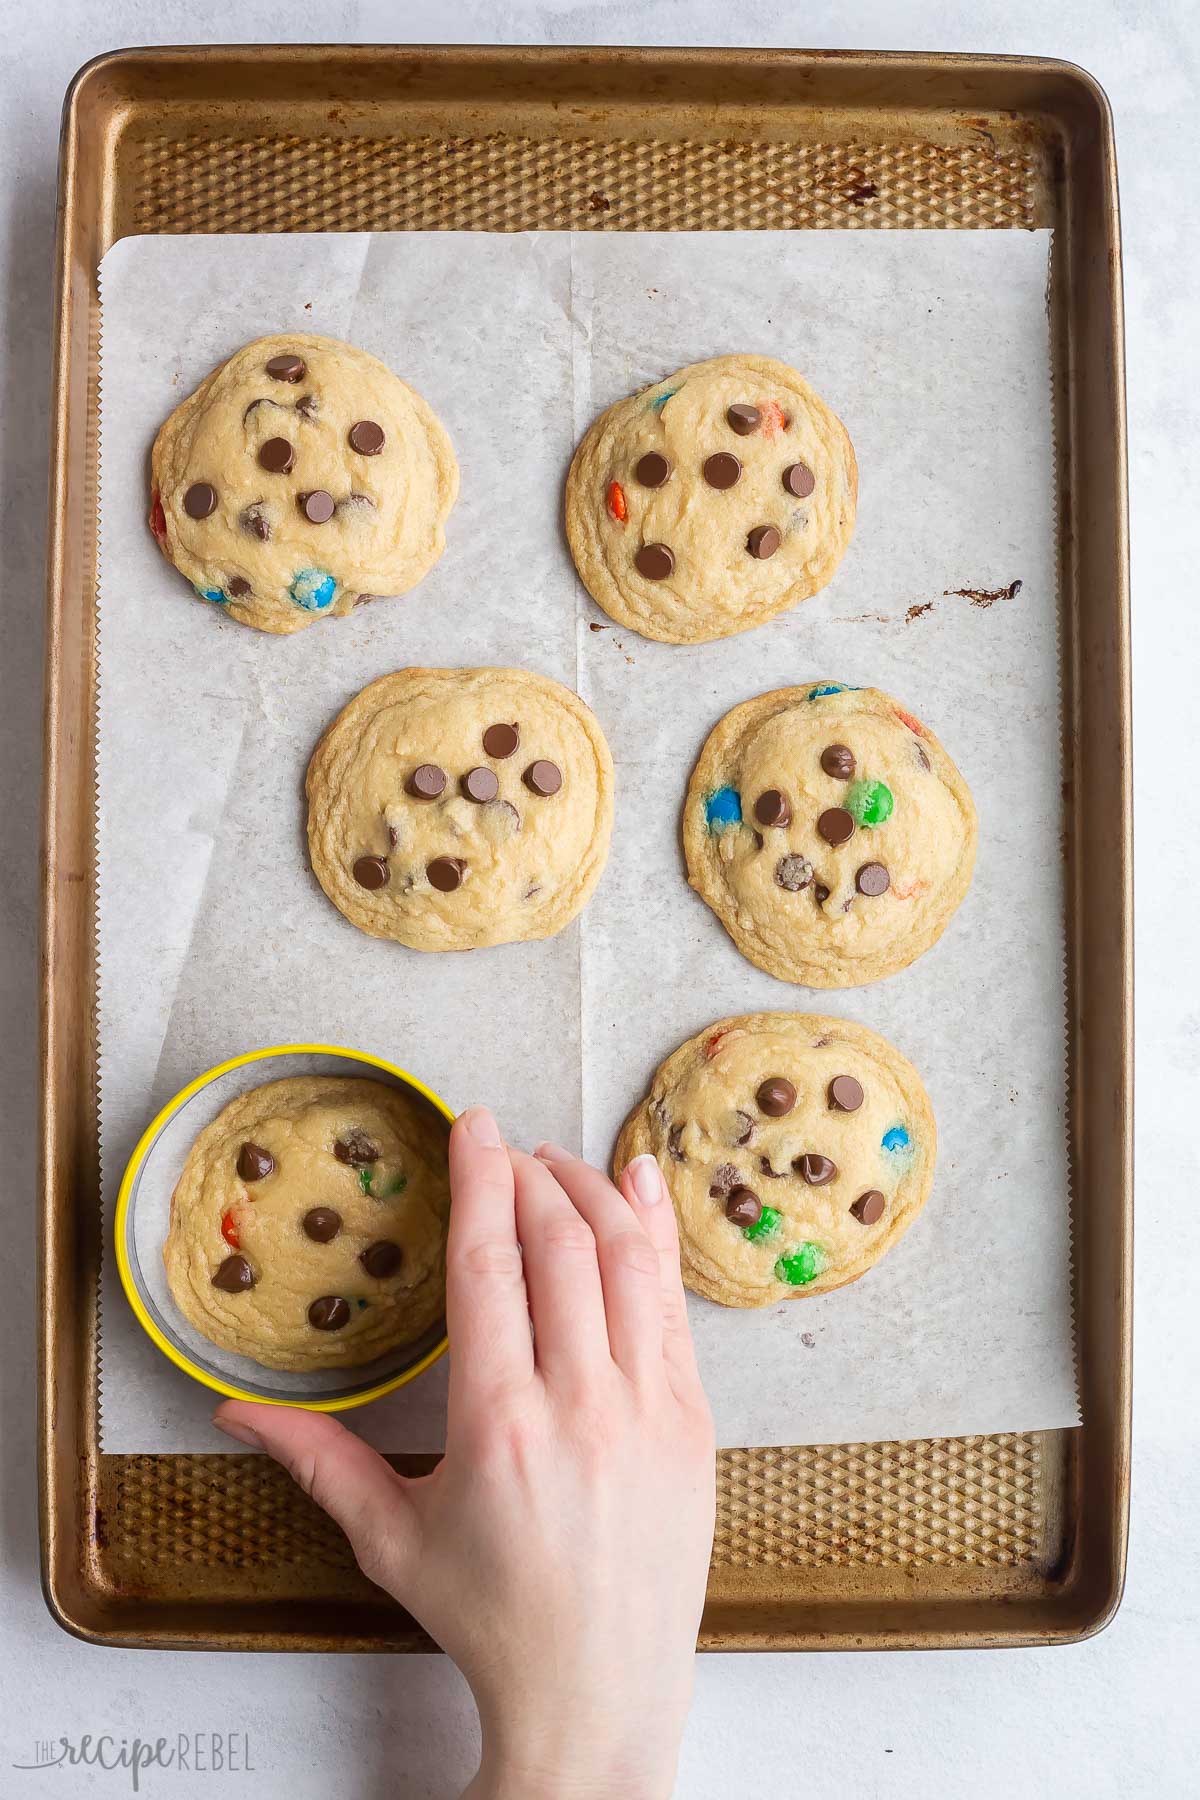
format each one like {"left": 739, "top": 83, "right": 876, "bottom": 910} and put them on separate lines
{"left": 213, "top": 1416, "right": 263, "bottom": 1450}
{"left": 533, "top": 1141, "right": 571, "bottom": 1163}
{"left": 462, "top": 1105, "right": 502, "bottom": 1147}
{"left": 628, "top": 1154, "right": 663, "bottom": 1206}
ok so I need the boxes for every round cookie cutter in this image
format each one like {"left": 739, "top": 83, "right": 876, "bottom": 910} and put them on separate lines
{"left": 115, "top": 1043, "right": 454, "bottom": 1412}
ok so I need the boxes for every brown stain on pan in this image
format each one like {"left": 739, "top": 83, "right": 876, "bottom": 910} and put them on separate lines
{"left": 945, "top": 579, "right": 1024, "bottom": 607}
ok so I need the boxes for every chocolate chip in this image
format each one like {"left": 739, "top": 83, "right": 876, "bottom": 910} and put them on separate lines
{"left": 757, "top": 1077, "right": 796, "bottom": 1117}
{"left": 746, "top": 525, "right": 782, "bottom": 559}
{"left": 258, "top": 437, "right": 295, "bottom": 473}
{"left": 490, "top": 799, "right": 522, "bottom": 833}
{"left": 667, "top": 1124, "right": 686, "bottom": 1163}
{"left": 703, "top": 452, "right": 742, "bottom": 489}
{"left": 523, "top": 760, "right": 562, "bottom": 796}
{"left": 821, "top": 743, "right": 856, "bottom": 779}
{"left": 334, "top": 1130, "right": 378, "bottom": 1168}
{"left": 227, "top": 576, "right": 251, "bottom": 597}
{"left": 360, "top": 1240, "right": 404, "bottom": 1278}
{"left": 733, "top": 1111, "right": 755, "bottom": 1147}
{"left": 427, "top": 856, "right": 465, "bottom": 892}
{"left": 635, "top": 452, "right": 671, "bottom": 488}
{"left": 462, "top": 766, "right": 500, "bottom": 803}
{"left": 851, "top": 1190, "right": 886, "bottom": 1225}
{"left": 299, "top": 489, "right": 335, "bottom": 524}
{"left": 241, "top": 503, "right": 270, "bottom": 541}
{"left": 794, "top": 1152, "right": 838, "bottom": 1186}
{"left": 817, "top": 807, "right": 855, "bottom": 846}
{"left": 266, "top": 353, "right": 305, "bottom": 382}
{"left": 407, "top": 763, "right": 447, "bottom": 800}
{"left": 725, "top": 1187, "right": 763, "bottom": 1228}
{"left": 783, "top": 461, "right": 816, "bottom": 498}
{"left": 916, "top": 744, "right": 932, "bottom": 771}
{"left": 754, "top": 789, "right": 791, "bottom": 828}
{"left": 352, "top": 854, "right": 389, "bottom": 890}
{"left": 483, "top": 722, "right": 520, "bottom": 759}
{"left": 815, "top": 883, "right": 831, "bottom": 905}
{"left": 303, "top": 1207, "right": 342, "bottom": 1243}
{"left": 726, "top": 404, "right": 761, "bottom": 435}
{"left": 635, "top": 543, "right": 674, "bottom": 580}
{"left": 183, "top": 482, "right": 217, "bottom": 520}
{"left": 308, "top": 1295, "right": 350, "bottom": 1331}
{"left": 237, "top": 1142, "right": 274, "bottom": 1182}
{"left": 760, "top": 1156, "right": 786, "bottom": 1179}
{"left": 775, "top": 854, "right": 813, "bottom": 892}
{"left": 828, "top": 1075, "right": 864, "bottom": 1113}
{"left": 295, "top": 392, "right": 319, "bottom": 420}
{"left": 348, "top": 420, "right": 385, "bottom": 455}
{"left": 212, "top": 1254, "right": 255, "bottom": 1293}
{"left": 708, "top": 1162, "right": 741, "bottom": 1197}
{"left": 856, "top": 862, "right": 891, "bottom": 896}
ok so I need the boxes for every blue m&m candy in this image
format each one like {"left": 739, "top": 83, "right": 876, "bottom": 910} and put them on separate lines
{"left": 193, "top": 583, "right": 229, "bottom": 605}
{"left": 882, "top": 1125, "right": 911, "bottom": 1154}
{"left": 289, "top": 568, "right": 338, "bottom": 611}
{"left": 704, "top": 785, "right": 742, "bottom": 832}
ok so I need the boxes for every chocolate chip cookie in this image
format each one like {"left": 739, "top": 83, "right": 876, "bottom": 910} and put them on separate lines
{"left": 614, "top": 1013, "right": 936, "bottom": 1307}
{"left": 685, "top": 683, "right": 977, "bottom": 987}
{"left": 565, "top": 353, "right": 857, "bottom": 644}
{"left": 163, "top": 1076, "right": 450, "bottom": 1371}
{"left": 149, "top": 334, "right": 458, "bottom": 632}
{"left": 306, "top": 667, "right": 615, "bottom": 951}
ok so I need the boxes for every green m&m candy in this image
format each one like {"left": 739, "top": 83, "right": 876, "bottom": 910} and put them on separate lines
{"left": 845, "top": 779, "right": 893, "bottom": 828}
{"left": 775, "top": 1242, "right": 826, "bottom": 1286}
{"left": 743, "top": 1205, "right": 782, "bottom": 1243}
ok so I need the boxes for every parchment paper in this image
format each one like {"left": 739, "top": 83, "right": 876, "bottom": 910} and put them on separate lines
{"left": 97, "top": 230, "right": 1077, "bottom": 1452}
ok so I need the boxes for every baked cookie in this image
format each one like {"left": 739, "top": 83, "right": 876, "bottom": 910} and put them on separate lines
{"left": 149, "top": 333, "right": 458, "bottom": 633}
{"left": 163, "top": 1076, "right": 450, "bottom": 1371}
{"left": 685, "top": 683, "right": 977, "bottom": 987}
{"left": 306, "top": 667, "right": 614, "bottom": 952}
{"left": 565, "top": 354, "right": 856, "bottom": 644}
{"left": 615, "top": 1013, "right": 935, "bottom": 1307}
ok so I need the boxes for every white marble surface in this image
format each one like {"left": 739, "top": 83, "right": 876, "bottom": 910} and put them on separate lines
{"left": 0, "top": 3, "right": 1194, "bottom": 1795}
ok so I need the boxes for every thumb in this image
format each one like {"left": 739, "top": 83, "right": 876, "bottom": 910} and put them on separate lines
{"left": 214, "top": 1400, "right": 419, "bottom": 1594}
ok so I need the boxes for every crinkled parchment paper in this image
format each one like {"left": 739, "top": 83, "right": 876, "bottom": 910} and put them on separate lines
{"left": 97, "top": 230, "right": 1076, "bottom": 1451}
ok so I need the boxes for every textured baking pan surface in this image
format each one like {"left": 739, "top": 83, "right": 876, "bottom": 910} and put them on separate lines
{"left": 41, "top": 46, "right": 1129, "bottom": 1651}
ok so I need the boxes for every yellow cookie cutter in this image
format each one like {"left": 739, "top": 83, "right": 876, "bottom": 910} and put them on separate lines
{"left": 115, "top": 1042, "right": 454, "bottom": 1412}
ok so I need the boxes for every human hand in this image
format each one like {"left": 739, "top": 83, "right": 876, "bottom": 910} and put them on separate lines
{"left": 214, "top": 1107, "right": 716, "bottom": 1800}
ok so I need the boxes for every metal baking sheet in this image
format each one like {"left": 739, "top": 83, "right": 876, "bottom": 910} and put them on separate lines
{"left": 40, "top": 45, "right": 1130, "bottom": 1652}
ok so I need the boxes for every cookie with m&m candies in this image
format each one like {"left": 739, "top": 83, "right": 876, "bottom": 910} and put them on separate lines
{"left": 565, "top": 354, "right": 856, "bottom": 644}
{"left": 685, "top": 683, "right": 977, "bottom": 987}
{"left": 149, "top": 334, "right": 458, "bottom": 632}
{"left": 614, "top": 1013, "right": 935, "bottom": 1307}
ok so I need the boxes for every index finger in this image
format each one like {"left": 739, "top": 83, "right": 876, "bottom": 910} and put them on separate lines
{"left": 445, "top": 1106, "right": 534, "bottom": 1413}
{"left": 619, "top": 1154, "right": 705, "bottom": 1404}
